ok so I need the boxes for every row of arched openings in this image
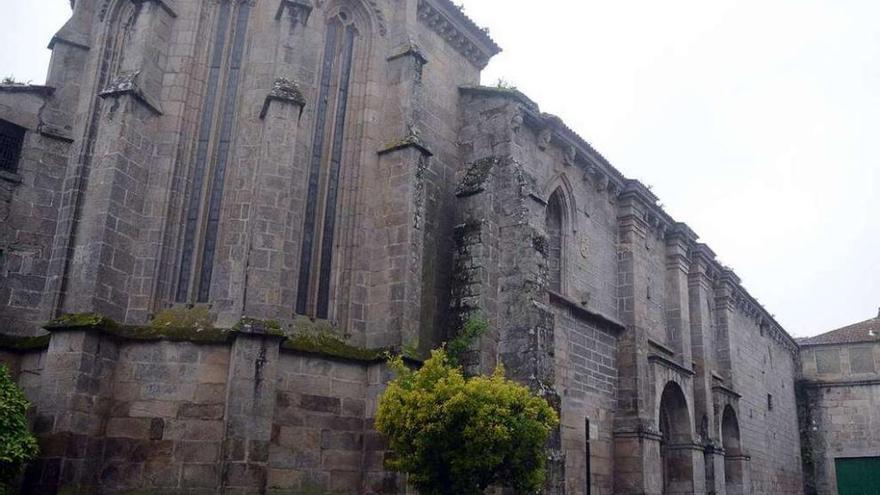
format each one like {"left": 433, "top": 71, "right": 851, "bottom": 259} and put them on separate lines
{"left": 657, "top": 382, "right": 744, "bottom": 494}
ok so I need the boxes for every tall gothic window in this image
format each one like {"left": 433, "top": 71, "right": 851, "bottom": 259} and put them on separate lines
{"left": 296, "top": 11, "right": 360, "bottom": 319}
{"left": 546, "top": 189, "right": 565, "bottom": 293}
{"left": 176, "top": 0, "right": 252, "bottom": 303}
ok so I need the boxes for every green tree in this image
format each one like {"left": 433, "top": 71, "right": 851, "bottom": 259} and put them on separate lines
{"left": 375, "top": 348, "right": 559, "bottom": 495}
{"left": 0, "top": 365, "right": 38, "bottom": 492}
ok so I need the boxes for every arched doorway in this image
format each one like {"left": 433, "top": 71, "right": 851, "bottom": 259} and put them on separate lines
{"left": 722, "top": 406, "right": 744, "bottom": 494}
{"left": 658, "top": 382, "right": 695, "bottom": 494}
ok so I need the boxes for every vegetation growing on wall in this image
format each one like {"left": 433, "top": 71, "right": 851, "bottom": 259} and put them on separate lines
{"left": 0, "top": 365, "right": 38, "bottom": 494}
{"left": 375, "top": 317, "right": 558, "bottom": 495}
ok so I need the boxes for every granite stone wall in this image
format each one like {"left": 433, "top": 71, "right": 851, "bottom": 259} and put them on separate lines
{"left": 0, "top": 0, "right": 815, "bottom": 493}
{"left": 0, "top": 331, "right": 397, "bottom": 494}
{"left": 799, "top": 342, "right": 880, "bottom": 495}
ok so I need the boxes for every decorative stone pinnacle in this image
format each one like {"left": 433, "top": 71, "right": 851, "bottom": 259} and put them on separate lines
{"left": 276, "top": 0, "right": 313, "bottom": 26}
{"left": 388, "top": 41, "right": 429, "bottom": 66}
{"left": 260, "top": 77, "right": 306, "bottom": 119}
{"left": 99, "top": 71, "right": 163, "bottom": 115}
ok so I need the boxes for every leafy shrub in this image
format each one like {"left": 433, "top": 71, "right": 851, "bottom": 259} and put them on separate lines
{"left": 0, "top": 365, "right": 38, "bottom": 491}
{"left": 375, "top": 349, "right": 558, "bottom": 495}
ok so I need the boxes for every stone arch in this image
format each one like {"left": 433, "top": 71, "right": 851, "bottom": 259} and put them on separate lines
{"left": 658, "top": 381, "right": 695, "bottom": 495}
{"left": 722, "top": 405, "right": 745, "bottom": 494}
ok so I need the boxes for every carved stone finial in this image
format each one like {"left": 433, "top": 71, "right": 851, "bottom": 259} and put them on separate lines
{"left": 99, "top": 71, "right": 163, "bottom": 115}
{"left": 510, "top": 112, "right": 524, "bottom": 135}
{"left": 596, "top": 173, "right": 609, "bottom": 192}
{"left": 260, "top": 77, "right": 305, "bottom": 119}
{"left": 276, "top": 0, "right": 313, "bottom": 26}
{"left": 538, "top": 128, "right": 552, "bottom": 151}
{"left": 563, "top": 145, "right": 576, "bottom": 167}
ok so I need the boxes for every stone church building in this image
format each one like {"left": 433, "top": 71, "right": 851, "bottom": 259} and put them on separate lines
{"left": 0, "top": 0, "right": 839, "bottom": 493}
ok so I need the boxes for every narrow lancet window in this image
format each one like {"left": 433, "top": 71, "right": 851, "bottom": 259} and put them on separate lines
{"left": 296, "top": 12, "right": 359, "bottom": 319}
{"left": 176, "top": 0, "right": 251, "bottom": 303}
{"left": 546, "top": 189, "right": 565, "bottom": 293}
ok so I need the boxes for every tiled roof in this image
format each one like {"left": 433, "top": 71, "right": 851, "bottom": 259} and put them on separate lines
{"left": 799, "top": 313, "right": 880, "bottom": 346}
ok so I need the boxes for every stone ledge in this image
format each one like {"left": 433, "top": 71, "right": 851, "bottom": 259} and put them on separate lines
{"left": 0, "top": 333, "right": 51, "bottom": 352}
{"left": 647, "top": 353, "right": 695, "bottom": 377}
{"left": 378, "top": 133, "right": 433, "bottom": 157}
{"left": 800, "top": 378, "right": 880, "bottom": 389}
{"left": 44, "top": 313, "right": 234, "bottom": 344}
{"left": 281, "top": 333, "right": 389, "bottom": 364}
{"left": 712, "top": 384, "right": 742, "bottom": 399}
{"left": 548, "top": 290, "right": 626, "bottom": 333}
{"left": 0, "top": 169, "right": 23, "bottom": 185}
{"left": 28, "top": 313, "right": 402, "bottom": 365}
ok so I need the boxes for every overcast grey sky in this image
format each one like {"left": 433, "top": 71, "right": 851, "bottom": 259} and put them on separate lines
{"left": 1, "top": 1, "right": 877, "bottom": 337}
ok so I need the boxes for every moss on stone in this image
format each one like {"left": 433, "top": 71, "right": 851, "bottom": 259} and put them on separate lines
{"left": 105, "top": 324, "right": 232, "bottom": 344}
{"left": 233, "top": 317, "right": 285, "bottom": 337}
{"left": 45, "top": 312, "right": 115, "bottom": 330}
{"left": 0, "top": 333, "right": 50, "bottom": 351}
{"left": 282, "top": 333, "right": 387, "bottom": 362}
{"left": 43, "top": 311, "right": 231, "bottom": 344}
{"left": 150, "top": 306, "right": 215, "bottom": 332}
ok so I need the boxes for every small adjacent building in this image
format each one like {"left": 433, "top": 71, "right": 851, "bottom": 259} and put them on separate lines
{"left": 798, "top": 310, "right": 880, "bottom": 494}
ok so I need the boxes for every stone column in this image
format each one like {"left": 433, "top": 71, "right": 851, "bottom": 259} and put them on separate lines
{"left": 220, "top": 325, "right": 283, "bottom": 493}
{"left": 366, "top": 44, "right": 432, "bottom": 351}
{"left": 714, "top": 270, "right": 740, "bottom": 383}
{"left": 665, "top": 223, "right": 696, "bottom": 366}
{"left": 689, "top": 244, "right": 725, "bottom": 494}
{"left": 48, "top": 0, "right": 174, "bottom": 322}
{"left": 24, "top": 318, "right": 118, "bottom": 493}
{"left": 613, "top": 180, "right": 659, "bottom": 494}
{"left": 724, "top": 453, "right": 751, "bottom": 495}
{"left": 233, "top": 81, "right": 306, "bottom": 322}
{"left": 41, "top": 0, "right": 94, "bottom": 143}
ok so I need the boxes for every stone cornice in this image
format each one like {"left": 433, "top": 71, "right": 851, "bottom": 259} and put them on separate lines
{"left": 0, "top": 84, "right": 55, "bottom": 97}
{"left": 800, "top": 378, "right": 880, "bottom": 389}
{"left": 417, "top": 0, "right": 501, "bottom": 69}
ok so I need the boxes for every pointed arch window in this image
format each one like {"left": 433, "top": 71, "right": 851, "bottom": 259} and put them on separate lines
{"left": 296, "top": 10, "right": 360, "bottom": 319}
{"left": 176, "top": 0, "right": 252, "bottom": 303}
{"left": 546, "top": 189, "right": 566, "bottom": 294}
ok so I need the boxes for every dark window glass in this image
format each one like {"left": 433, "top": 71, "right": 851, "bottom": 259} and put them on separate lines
{"left": 297, "top": 14, "right": 359, "bottom": 319}
{"left": 546, "top": 190, "right": 564, "bottom": 293}
{"left": 0, "top": 119, "right": 26, "bottom": 173}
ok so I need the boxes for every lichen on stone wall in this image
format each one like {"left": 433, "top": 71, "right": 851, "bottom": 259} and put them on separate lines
{"left": 456, "top": 156, "right": 505, "bottom": 197}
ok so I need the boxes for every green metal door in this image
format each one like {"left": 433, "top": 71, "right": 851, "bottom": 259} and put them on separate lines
{"left": 835, "top": 457, "right": 880, "bottom": 495}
